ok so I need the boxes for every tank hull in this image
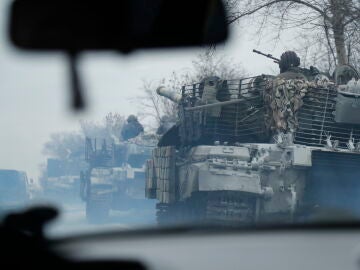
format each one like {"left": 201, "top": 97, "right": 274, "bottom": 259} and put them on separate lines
{"left": 146, "top": 143, "right": 360, "bottom": 225}
{"left": 147, "top": 76, "right": 360, "bottom": 225}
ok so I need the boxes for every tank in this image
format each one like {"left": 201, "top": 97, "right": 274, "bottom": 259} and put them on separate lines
{"left": 145, "top": 73, "right": 360, "bottom": 225}
{"left": 44, "top": 158, "right": 87, "bottom": 201}
{"left": 80, "top": 135, "right": 157, "bottom": 222}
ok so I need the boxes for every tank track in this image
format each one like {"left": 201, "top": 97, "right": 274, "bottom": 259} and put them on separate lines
{"left": 156, "top": 191, "right": 257, "bottom": 226}
{"left": 205, "top": 194, "right": 256, "bottom": 224}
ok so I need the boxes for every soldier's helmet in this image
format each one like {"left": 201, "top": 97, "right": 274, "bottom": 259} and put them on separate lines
{"left": 127, "top": 115, "right": 138, "bottom": 123}
{"left": 333, "top": 65, "right": 359, "bottom": 85}
{"left": 279, "top": 51, "right": 300, "bottom": 73}
{"left": 200, "top": 76, "right": 221, "bottom": 87}
{"left": 198, "top": 76, "right": 221, "bottom": 99}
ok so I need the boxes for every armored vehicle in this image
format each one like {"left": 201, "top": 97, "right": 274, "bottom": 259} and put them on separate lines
{"left": 0, "top": 170, "right": 30, "bottom": 213}
{"left": 44, "top": 158, "right": 87, "bottom": 201}
{"left": 146, "top": 69, "right": 360, "bottom": 225}
{"left": 81, "top": 136, "right": 156, "bottom": 222}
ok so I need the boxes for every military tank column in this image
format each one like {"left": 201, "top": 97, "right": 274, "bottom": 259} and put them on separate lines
{"left": 145, "top": 51, "right": 360, "bottom": 225}
{"left": 80, "top": 116, "right": 157, "bottom": 223}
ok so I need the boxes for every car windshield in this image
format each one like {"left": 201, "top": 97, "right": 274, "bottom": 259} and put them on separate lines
{"left": 1, "top": 0, "right": 360, "bottom": 237}
{"left": 0, "top": 170, "right": 27, "bottom": 204}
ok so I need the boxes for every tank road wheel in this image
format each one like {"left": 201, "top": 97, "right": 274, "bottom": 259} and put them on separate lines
{"left": 86, "top": 199, "right": 110, "bottom": 223}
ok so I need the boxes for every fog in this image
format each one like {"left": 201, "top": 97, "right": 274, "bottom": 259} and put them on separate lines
{"left": 0, "top": 0, "right": 296, "bottom": 179}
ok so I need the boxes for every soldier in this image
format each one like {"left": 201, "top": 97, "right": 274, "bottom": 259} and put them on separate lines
{"left": 277, "top": 51, "right": 308, "bottom": 80}
{"left": 253, "top": 49, "right": 323, "bottom": 81}
{"left": 199, "top": 76, "right": 222, "bottom": 117}
{"left": 121, "top": 115, "right": 144, "bottom": 141}
{"left": 333, "top": 64, "right": 359, "bottom": 85}
{"left": 277, "top": 51, "right": 326, "bottom": 81}
{"left": 197, "top": 76, "right": 230, "bottom": 144}
{"left": 267, "top": 51, "right": 314, "bottom": 134}
{"left": 157, "top": 115, "right": 175, "bottom": 135}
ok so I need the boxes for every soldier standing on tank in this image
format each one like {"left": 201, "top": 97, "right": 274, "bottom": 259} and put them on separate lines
{"left": 197, "top": 76, "right": 229, "bottom": 144}
{"left": 272, "top": 51, "right": 313, "bottom": 133}
{"left": 121, "top": 115, "right": 144, "bottom": 141}
{"left": 277, "top": 51, "right": 324, "bottom": 81}
{"left": 277, "top": 51, "right": 308, "bottom": 80}
{"left": 200, "top": 76, "right": 222, "bottom": 116}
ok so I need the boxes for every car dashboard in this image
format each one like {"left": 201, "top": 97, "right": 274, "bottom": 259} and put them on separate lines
{"left": 53, "top": 226, "right": 360, "bottom": 270}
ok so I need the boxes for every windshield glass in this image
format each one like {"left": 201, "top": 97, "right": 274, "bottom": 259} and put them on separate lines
{"left": 1, "top": 0, "right": 360, "bottom": 237}
{"left": 0, "top": 170, "right": 27, "bottom": 204}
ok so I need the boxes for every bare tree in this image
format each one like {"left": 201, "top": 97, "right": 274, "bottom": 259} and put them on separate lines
{"left": 80, "top": 112, "right": 125, "bottom": 142}
{"left": 42, "top": 132, "right": 84, "bottom": 160}
{"left": 138, "top": 79, "right": 179, "bottom": 127}
{"left": 191, "top": 51, "right": 247, "bottom": 81}
{"left": 41, "top": 113, "right": 127, "bottom": 184}
{"left": 228, "top": 0, "right": 360, "bottom": 66}
{"left": 348, "top": 30, "right": 360, "bottom": 70}
{"left": 138, "top": 52, "right": 247, "bottom": 126}
{"left": 43, "top": 112, "right": 126, "bottom": 161}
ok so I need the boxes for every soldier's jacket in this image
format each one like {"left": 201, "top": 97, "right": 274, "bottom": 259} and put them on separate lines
{"left": 121, "top": 121, "right": 144, "bottom": 141}
{"left": 265, "top": 78, "right": 308, "bottom": 133}
{"left": 277, "top": 67, "right": 308, "bottom": 81}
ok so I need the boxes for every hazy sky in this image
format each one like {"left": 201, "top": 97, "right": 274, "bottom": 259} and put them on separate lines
{"left": 0, "top": 1, "right": 298, "bottom": 179}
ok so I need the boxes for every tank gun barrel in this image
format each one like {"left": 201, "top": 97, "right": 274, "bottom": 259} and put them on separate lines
{"left": 185, "top": 96, "right": 259, "bottom": 111}
{"left": 156, "top": 86, "right": 182, "bottom": 103}
{"left": 253, "top": 49, "right": 280, "bottom": 64}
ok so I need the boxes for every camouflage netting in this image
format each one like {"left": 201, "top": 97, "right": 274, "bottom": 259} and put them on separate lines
{"left": 264, "top": 77, "right": 334, "bottom": 134}
{"left": 264, "top": 78, "right": 308, "bottom": 134}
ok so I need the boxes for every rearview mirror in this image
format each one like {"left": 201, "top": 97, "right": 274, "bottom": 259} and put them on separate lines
{"left": 8, "top": 0, "right": 228, "bottom": 111}
{"left": 9, "top": 0, "right": 228, "bottom": 52}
